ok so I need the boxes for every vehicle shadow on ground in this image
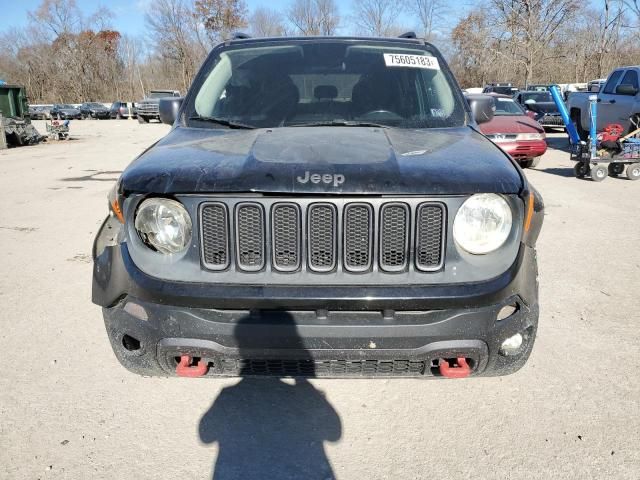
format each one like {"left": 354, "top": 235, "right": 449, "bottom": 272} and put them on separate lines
{"left": 59, "top": 170, "right": 121, "bottom": 182}
{"left": 198, "top": 314, "right": 342, "bottom": 480}
{"left": 533, "top": 167, "right": 578, "bottom": 178}
{"left": 535, "top": 134, "right": 577, "bottom": 177}
{"left": 545, "top": 134, "right": 572, "bottom": 153}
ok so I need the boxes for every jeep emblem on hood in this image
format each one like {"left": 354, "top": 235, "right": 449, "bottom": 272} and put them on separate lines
{"left": 297, "top": 171, "right": 345, "bottom": 187}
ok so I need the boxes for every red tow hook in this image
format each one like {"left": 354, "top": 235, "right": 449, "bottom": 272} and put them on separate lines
{"left": 176, "top": 355, "right": 209, "bottom": 378}
{"left": 439, "top": 357, "right": 471, "bottom": 379}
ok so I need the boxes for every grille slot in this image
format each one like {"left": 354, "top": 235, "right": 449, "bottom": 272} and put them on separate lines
{"left": 343, "top": 203, "right": 373, "bottom": 272}
{"left": 307, "top": 204, "right": 337, "bottom": 272}
{"left": 235, "top": 203, "right": 265, "bottom": 271}
{"left": 379, "top": 203, "right": 410, "bottom": 271}
{"left": 415, "top": 203, "right": 445, "bottom": 271}
{"left": 218, "top": 358, "right": 428, "bottom": 376}
{"left": 272, "top": 203, "right": 301, "bottom": 271}
{"left": 201, "top": 203, "right": 229, "bottom": 269}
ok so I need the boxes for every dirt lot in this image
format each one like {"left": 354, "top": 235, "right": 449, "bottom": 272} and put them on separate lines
{"left": 1, "top": 119, "right": 639, "bottom": 479}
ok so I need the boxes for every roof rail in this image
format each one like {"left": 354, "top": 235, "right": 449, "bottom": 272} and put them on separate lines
{"left": 232, "top": 32, "right": 251, "bottom": 40}
{"left": 398, "top": 31, "right": 417, "bottom": 39}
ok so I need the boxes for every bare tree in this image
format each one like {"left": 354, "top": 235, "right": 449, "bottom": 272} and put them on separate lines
{"left": 351, "top": 0, "right": 401, "bottom": 36}
{"left": 490, "top": 0, "right": 580, "bottom": 85}
{"left": 193, "top": 0, "right": 248, "bottom": 42}
{"left": 592, "top": 0, "right": 626, "bottom": 77}
{"left": 450, "top": 10, "right": 500, "bottom": 87}
{"left": 250, "top": 7, "right": 287, "bottom": 37}
{"left": 146, "top": 0, "right": 203, "bottom": 92}
{"left": 119, "top": 35, "right": 146, "bottom": 100}
{"left": 287, "top": 0, "right": 340, "bottom": 35}
{"left": 27, "top": 0, "right": 81, "bottom": 38}
{"left": 408, "top": 0, "right": 443, "bottom": 41}
{"left": 3, "top": 0, "right": 640, "bottom": 103}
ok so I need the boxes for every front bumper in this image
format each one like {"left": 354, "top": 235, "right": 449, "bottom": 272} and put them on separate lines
{"left": 94, "top": 226, "right": 540, "bottom": 379}
{"left": 537, "top": 114, "right": 565, "bottom": 128}
{"left": 498, "top": 141, "right": 547, "bottom": 161}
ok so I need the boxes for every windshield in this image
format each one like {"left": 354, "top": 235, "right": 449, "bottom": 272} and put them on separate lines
{"left": 59, "top": 104, "right": 75, "bottom": 109}
{"left": 148, "top": 92, "right": 174, "bottom": 99}
{"left": 87, "top": 103, "right": 103, "bottom": 108}
{"left": 491, "top": 86, "right": 517, "bottom": 95}
{"left": 521, "top": 92, "right": 552, "bottom": 103}
{"left": 189, "top": 41, "right": 465, "bottom": 129}
{"left": 493, "top": 97, "right": 525, "bottom": 116}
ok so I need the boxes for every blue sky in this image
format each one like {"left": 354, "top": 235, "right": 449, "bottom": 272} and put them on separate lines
{"left": 0, "top": 0, "right": 467, "bottom": 37}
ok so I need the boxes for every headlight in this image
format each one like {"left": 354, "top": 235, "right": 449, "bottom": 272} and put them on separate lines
{"left": 134, "top": 198, "right": 192, "bottom": 254}
{"left": 485, "top": 134, "right": 510, "bottom": 143}
{"left": 517, "top": 132, "right": 545, "bottom": 140}
{"left": 453, "top": 194, "right": 512, "bottom": 254}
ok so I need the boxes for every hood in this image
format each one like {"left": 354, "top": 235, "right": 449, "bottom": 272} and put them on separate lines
{"left": 60, "top": 108, "right": 80, "bottom": 114}
{"left": 120, "top": 126, "right": 523, "bottom": 196}
{"left": 523, "top": 102, "right": 558, "bottom": 115}
{"left": 480, "top": 115, "right": 544, "bottom": 135}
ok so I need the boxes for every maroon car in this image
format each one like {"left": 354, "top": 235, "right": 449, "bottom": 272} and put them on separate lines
{"left": 479, "top": 94, "right": 547, "bottom": 168}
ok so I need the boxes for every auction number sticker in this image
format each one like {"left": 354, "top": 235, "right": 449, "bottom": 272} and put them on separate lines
{"left": 384, "top": 53, "right": 440, "bottom": 70}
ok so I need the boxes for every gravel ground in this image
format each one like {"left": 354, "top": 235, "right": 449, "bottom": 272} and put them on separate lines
{"left": 0, "top": 120, "right": 638, "bottom": 479}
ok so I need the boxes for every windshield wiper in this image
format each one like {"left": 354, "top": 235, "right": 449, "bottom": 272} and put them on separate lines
{"left": 189, "top": 116, "right": 255, "bottom": 129}
{"left": 288, "top": 120, "right": 388, "bottom": 128}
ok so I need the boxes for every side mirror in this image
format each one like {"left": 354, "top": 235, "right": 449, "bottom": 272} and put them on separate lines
{"left": 616, "top": 84, "right": 639, "bottom": 96}
{"left": 466, "top": 94, "right": 495, "bottom": 124}
{"left": 159, "top": 97, "right": 184, "bottom": 125}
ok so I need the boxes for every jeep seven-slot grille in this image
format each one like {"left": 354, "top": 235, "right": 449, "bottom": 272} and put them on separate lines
{"left": 200, "top": 200, "right": 445, "bottom": 273}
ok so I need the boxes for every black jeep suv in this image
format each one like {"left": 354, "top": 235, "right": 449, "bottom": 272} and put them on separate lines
{"left": 92, "top": 35, "right": 543, "bottom": 379}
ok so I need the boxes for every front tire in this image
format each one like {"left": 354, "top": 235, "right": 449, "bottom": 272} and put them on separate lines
{"left": 574, "top": 162, "right": 589, "bottom": 178}
{"left": 529, "top": 156, "right": 541, "bottom": 168}
{"left": 608, "top": 163, "right": 624, "bottom": 176}
{"left": 627, "top": 163, "right": 640, "bottom": 181}
{"left": 591, "top": 165, "right": 608, "bottom": 182}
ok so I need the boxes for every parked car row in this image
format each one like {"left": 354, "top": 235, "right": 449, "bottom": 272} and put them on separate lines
{"left": 27, "top": 92, "right": 181, "bottom": 124}
{"left": 27, "top": 102, "right": 138, "bottom": 120}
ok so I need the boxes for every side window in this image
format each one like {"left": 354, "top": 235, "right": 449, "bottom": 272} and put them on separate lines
{"left": 603, "top": 70, "right": 624, "bottom": 94}
{"left": 620, "top": 70, "right": 639, "bottom": 90}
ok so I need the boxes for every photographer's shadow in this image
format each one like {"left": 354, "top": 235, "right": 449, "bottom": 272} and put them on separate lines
{"left": 199, "top": 314, "right": 342, "bottom": 480}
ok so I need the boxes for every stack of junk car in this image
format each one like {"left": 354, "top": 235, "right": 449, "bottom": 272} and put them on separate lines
{"left": 0, "top": 83, "right": 42, "bottom": 148}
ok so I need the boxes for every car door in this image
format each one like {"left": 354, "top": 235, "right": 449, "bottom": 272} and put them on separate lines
{"left": 597, "top": 69, "right": 625, "bottom": 129}
{"left": 612, "top": 69, "right": 639, "bottom": 132}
